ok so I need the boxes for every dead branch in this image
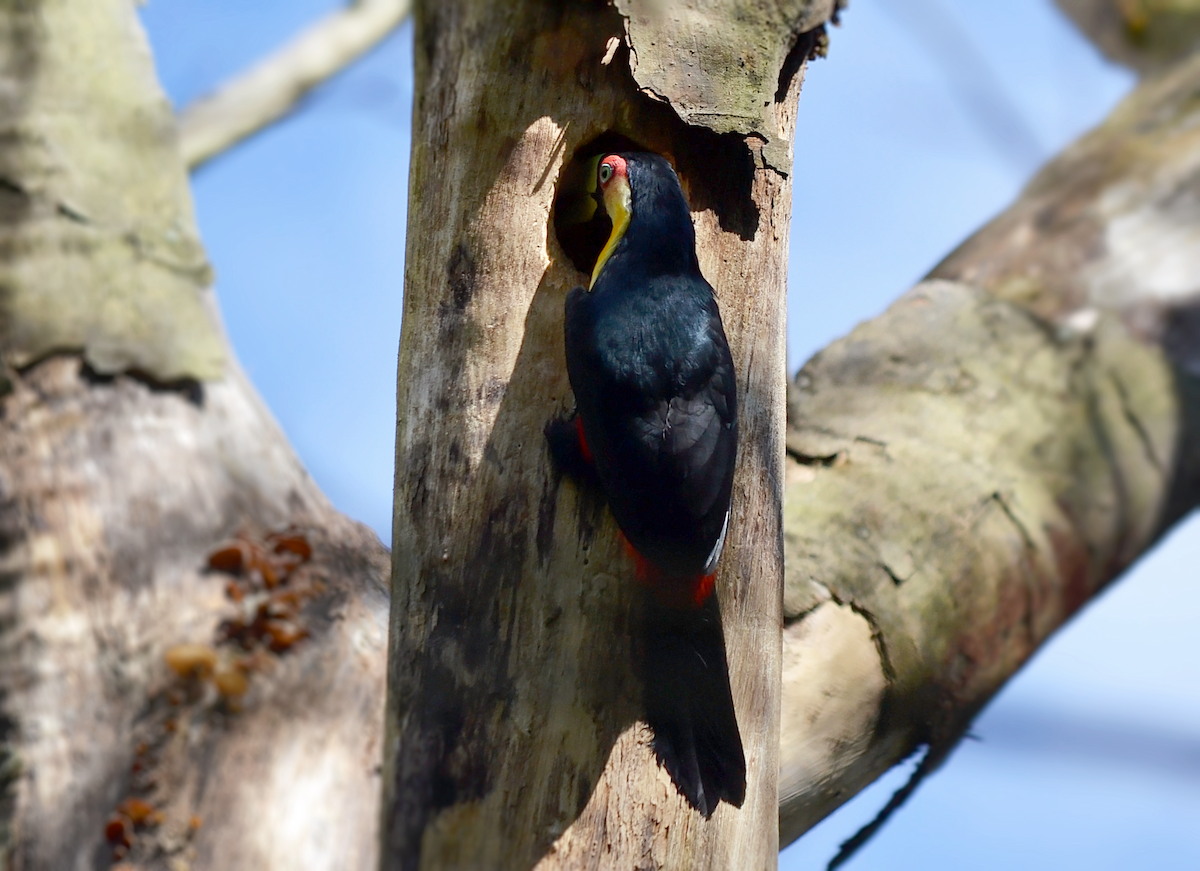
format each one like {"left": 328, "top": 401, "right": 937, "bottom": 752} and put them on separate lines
{"left": 178, "top": 0, "right": 411, "bottom": 170}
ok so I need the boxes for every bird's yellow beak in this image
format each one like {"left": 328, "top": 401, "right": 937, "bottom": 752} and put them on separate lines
{"left": 590, "top": 177, "right": 631, "bottom": 290}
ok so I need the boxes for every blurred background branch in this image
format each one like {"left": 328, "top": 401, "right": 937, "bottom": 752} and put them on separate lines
{"left": 178, "top": 0, "right": 411, "bottom": 170}
{"left": 782, "top": 2, "right": 1200, "bottom": 865}
{"left": 1056, "top": 0, "right": 1200, "bottom": 74}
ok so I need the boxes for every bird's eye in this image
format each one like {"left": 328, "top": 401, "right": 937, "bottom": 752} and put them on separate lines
{"left": 599, "top": 163, "right": 613, "bottom": 184}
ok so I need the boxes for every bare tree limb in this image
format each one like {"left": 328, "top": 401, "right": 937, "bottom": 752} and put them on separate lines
{"left": 778, "top": 42, "right": 1200, "bottom": 850}
{"left": 177, "top": 0, "right": 411, "bottom": 170}
{"left": 0, "top": 3, "right": 389, "bottom": 867}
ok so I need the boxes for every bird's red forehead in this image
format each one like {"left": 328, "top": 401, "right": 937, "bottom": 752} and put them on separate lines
{"left": 599, "top": 154, "right": 628, "bottom": 183}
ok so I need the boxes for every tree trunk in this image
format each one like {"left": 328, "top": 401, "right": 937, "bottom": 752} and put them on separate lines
{"left": 0, "top": 3, "right": 389, "bottom": 868}
{"left": 382, "top": 1, "right": 836, "bottom": 868}
{"left": 7, "top": 0, "right": 1200, "bottom": 868}
{"left": 776, "top": 22, "right": 1200, "bottom": 849}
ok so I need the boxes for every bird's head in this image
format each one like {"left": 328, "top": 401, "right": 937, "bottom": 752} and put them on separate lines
{"left": 590, "top": 153, "right": 632, "bottom": 289}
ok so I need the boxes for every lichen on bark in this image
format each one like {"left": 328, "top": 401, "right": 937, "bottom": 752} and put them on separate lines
{"left": 779, "top": 278, "right": 1183, "bottom": 844}
{"left": 615, "top": 0, "right": 840, "bottom": 171}
{"left": 0, "top": 0, "right": 224, "bottom": 383}
{"left": 777, "top": 23, "right": 1200, "bottom": 844}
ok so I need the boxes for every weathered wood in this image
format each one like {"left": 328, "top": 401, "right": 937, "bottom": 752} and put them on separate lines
{"left": 384, "top": 2, "right": 829, "bottom": 867}
{"left": 0, "top": 0, "right": 224, "bottom": 382}
{"left": 777, "top": 41, "right": 1200, "bottom": 848}
{"left": 0, "top": 359, "right": 393, "bottom": 871}
{"left": 0, "top": 3, "right": 390, "bottom": 868}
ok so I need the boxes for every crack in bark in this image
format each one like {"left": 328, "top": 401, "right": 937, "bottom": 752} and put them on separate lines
{"left": 785, "top": 432, "right": 888, "bottom": 467}
{"left": 1109, "top": 368, "right": 1165, "bottom": 475}
{"left": 122, "top": 231, "right": 213, "bottom": 282}
{"left": 0, "top": 174, "right": 91, "bottom": 227}
{"left": 845, "top": 600, "right": 896, "bottom": 686}
{"left": 0, "top": 172, "right": 210, "bottom": 283}
{"left": 854, "top": 435, "right": 888, "bottom": 448}
{"left": 781, "top": 586, "right": 834, "bottom": 626}
{"left": 785, "top": 446, "right": 844, "bottom": 467}
{"left": 8, "top": 355, "right": 205, "bottom": 403}
{"left": 55, "top": 201, "right": 89, "bottom": 224}
{"left": 1087, "top": 367, "right": 1133, "bottom": 570}
{"left": 0, "top": 176, "right": 29, "bottom": 199}
{"left": 990, "top": 491, "right": 1036, "bottom": 552}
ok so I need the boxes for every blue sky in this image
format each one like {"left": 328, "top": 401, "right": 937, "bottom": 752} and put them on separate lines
{"left": 140, "top": 1, "right": 1200, "bottom": 867}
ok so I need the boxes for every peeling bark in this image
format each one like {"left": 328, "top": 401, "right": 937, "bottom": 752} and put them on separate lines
{"left": 383, "top": 1, "right": 829, "bottom": 868}
{"left": 615, "top": 0, "right": 841, "bottom": 170}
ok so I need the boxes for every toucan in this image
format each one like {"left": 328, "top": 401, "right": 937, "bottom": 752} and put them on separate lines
{"left": 546, "top": 151, "right": 745, "bottom": 816}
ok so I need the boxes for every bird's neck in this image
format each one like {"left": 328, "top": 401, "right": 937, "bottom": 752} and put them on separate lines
{"left": 611, "top": 199, "right": 699, "bottom": 280}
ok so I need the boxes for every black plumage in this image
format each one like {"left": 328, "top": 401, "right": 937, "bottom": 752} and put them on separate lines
{"left": 549, "top": 152, "right": 745, "bottom": 815}
{"left": 565, "top": 154, "right": 737, "bottom": 579}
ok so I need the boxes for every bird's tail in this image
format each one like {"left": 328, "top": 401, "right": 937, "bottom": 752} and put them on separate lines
{"left": 639, "top": 589, "right": 746, "bottom": 817}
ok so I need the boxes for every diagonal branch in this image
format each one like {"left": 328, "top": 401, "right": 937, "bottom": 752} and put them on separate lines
{"left": 177, "top": 0, "right": 411, "bottom": 170}
{"left": 779, "top": 44, "right": 1200, "bottom": 851}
